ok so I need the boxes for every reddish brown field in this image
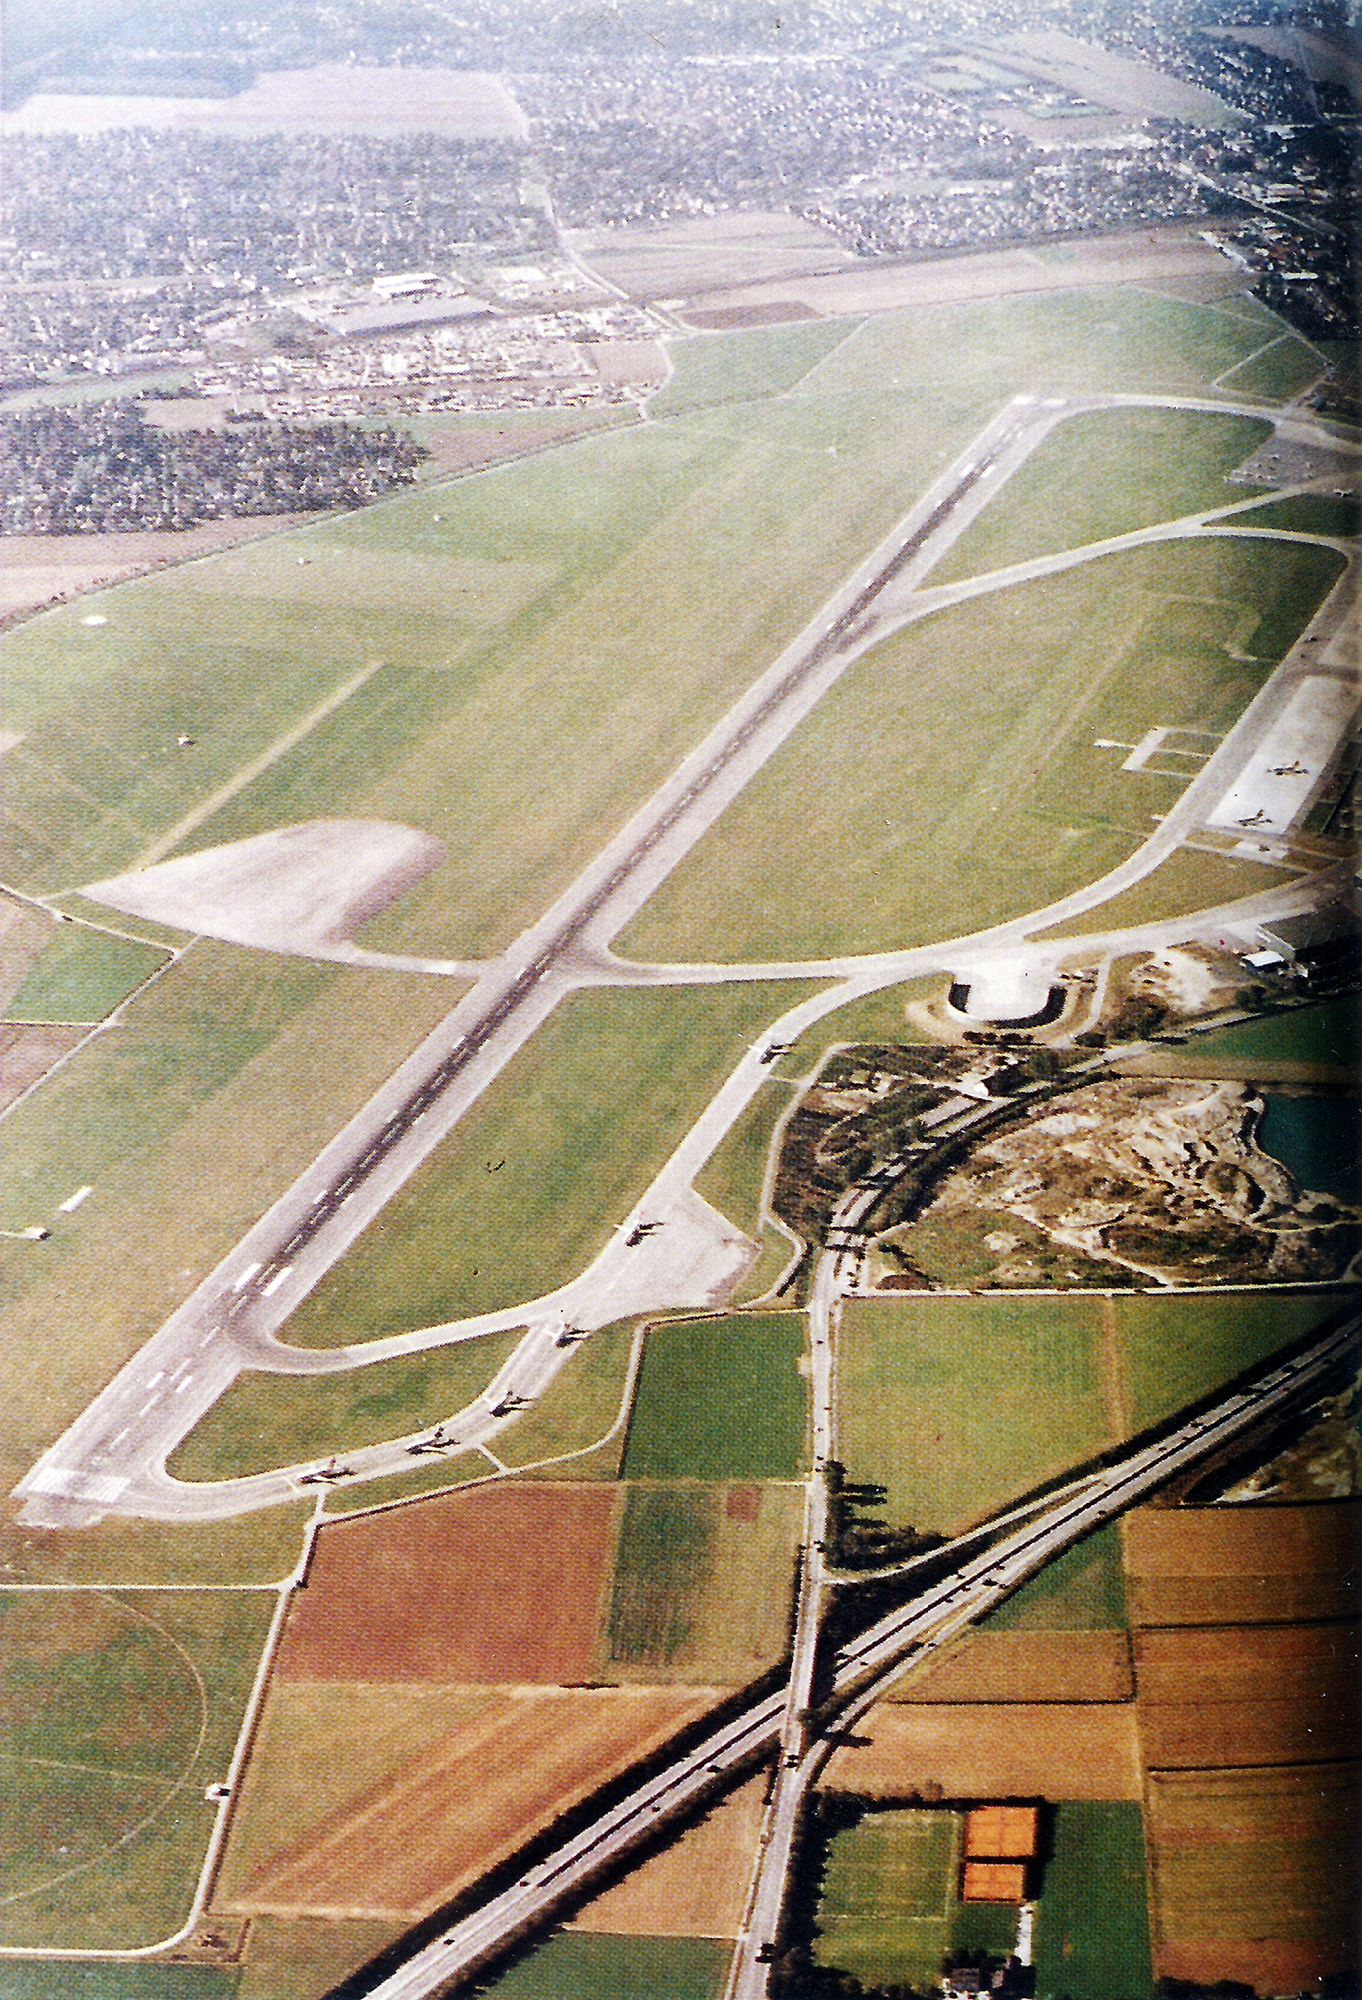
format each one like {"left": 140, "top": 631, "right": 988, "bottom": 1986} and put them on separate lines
{"left": 278, "top": 1482, "right": 621, "bottom": 1683}
{"left": 1123, "top": 1502, "right": 1361, "bottom": 1626}
{"left": 1147, "top": 1763, "right": 1359, "bottom": 1987}
{"left": 419, "top": 416, "right": 617, "bottom": 476}
{"left": 0, "top": 1023, "right": 85, "bottom": 1107}
{"left": 570, "top": 1772, "right": 768, "bottom": 1938}
{"left": 893, "top": 1630, "right": 1133, "bottom": 1705}
{"left": 1134, "top": 1622, "right": 1359, "bottom": 1768}
{"left": 823, "top": 1702, "right": 1142, "bottom": 1801}
{"left": 226, "top": 1685, "right": 715, "bottom": 1920}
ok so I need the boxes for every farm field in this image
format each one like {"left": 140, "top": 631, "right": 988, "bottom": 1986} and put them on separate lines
{"left": 1145, "top": 1763, "right": 1359, "bottom": 1991}
{"left": 476, "top": 1933, "right": 732, "bottom": 2000}
{"left": 893, "top": 1627, "right": 1133, "bottom": 1703}
{"left": 166, "top": 1330, "right": 521, "bottom": 1482}
{"left": 1031, "top": 1804, "right": 1153, "bottom": 2000}
{"left": 983, "top": 1525, "right": 1128, "bottom": 1631}
{"left": 1216, "top": 331, "right": 1329, "bottom": 402}
{"left": 616, "top": 536, "right": 1342, "bottom": 964}
{"left": 813, "top": 1808, "right": 991, "bottom": 1992}
{"left": 571, "top": 211, "right": 858, "bottom": 303}
{"left": 834, "top": 1296, "right": 1108, "bottom": 1531}
{"left": 605, "top": 1481, "right": 800, "bottom": 1684}
{"left": 281, "top": 981, "right": 810, "bottom": 1345}
{"left": 929, "top": 405, "right": 1272, "bottom": 584}
{"left": 0, "top": 1967, "right": 239, "bottom": 2000}
{"left": 619, "top": 1313, "right": 808, "bottom": 1480}
{"left": 824, "top": 1700, "right": 1143, "bottom": 1800}
{"left": 1132, "top": 1621, "right": 1358, "bottom": 1767}
{"left": 570, "top": 1773, "right": 768, "bottom": 1939}
{"left": 220, "top": 1683, "right": 717, "bottom": 1921}
{"left": 1112, "top": 1289, "right": 1342, "bottom": 1433}
{"left": 1180, "top": 990, "right": 1362, "bottom": 1069}
{"left": 234, "top": 1915, "right": 404, "bottom": 2000}
{"left": 275, "top": 1481, "right": 619, "bottom": 1684}
{"left": 648, "top": 317, "right": 855, "bottom": 416}
{"left": 6, "top": 924, "right": 170, "bottom": 1024}
{"left": 0, "top": 1589, "right": 274, "bottom": 1950}
{"left": 1122, "top": 1499, "right": 1361, "bottom": 1627}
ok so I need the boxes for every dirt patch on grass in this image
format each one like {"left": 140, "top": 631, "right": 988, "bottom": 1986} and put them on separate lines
{"left": 570, "top": 1771, "right": 768, "bottom": 1938}
{"left": 0, "top": 1022, "right": 84, "bottom": 1109}
{"left": 678, "top": 225, "right": 1221, "bottom": 325}
{"left": 225, "top": 1684, "right": 716, "bottom": 1919}
{"left": 891, "top": 1630, "right": 1134, "bottom": 1705}
{"left": 1147, "top": 1764, "right": 1359, "bottom": 1987}
{"left": 0, "top": 516, "right": 309, "bottom": 622}
{"left": 823, "top": 1702, "right": 1141, "bottom": 1801}
{"left": 277, "top": 1481, "right": 621, "bottom": 1683}
{"left": 686, "top": 302, "right": 823, "bottom": 329}
{"left": 418, "top": 414, "right": 619, "bottom": 474}
{"left": 1122, "top": 1502, "right": 1361, "bottom": 1626}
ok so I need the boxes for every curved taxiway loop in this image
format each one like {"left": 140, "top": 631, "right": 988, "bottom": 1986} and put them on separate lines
{"left": 16, "top": 392, "right": 1358, "bottom": 1527}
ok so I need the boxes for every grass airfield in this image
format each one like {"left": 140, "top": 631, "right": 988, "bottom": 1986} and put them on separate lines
{"left": 0, "top": 274, "right": 1355, "bottom": 1977}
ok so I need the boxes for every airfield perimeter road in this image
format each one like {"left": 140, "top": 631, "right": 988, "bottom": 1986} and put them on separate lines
{"left": 18, "top": 391, "right": 1360, "bottom": 1525}
{"left": 349, "top": 1308, "right": 1359, "bottom": 2000}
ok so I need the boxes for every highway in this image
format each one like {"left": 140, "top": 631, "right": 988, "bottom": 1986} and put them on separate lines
{"left": 347, "top": 1306, "right": 1359, "bottom": 2000}
{"left": 18, "top": 390, "right": 1359, "bottom": 1525}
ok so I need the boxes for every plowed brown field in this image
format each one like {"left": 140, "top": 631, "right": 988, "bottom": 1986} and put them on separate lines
{"left": 1123, "top": 1502, "right": 1361, "bottom": 1626}
{"left": 278, "top": 1482, "right": 620, "bottom": 1683}
{"left": 1147, "top": 1763, "right": 1359, "bottom": 1988}
{"left": 226, "top": 1684, "right": 717, "bottom": 1920}
{"left": 1134, "top": 1622, "right": 1359, "bottom": 1768}
{"left": 569, "top": 1773, "right": 768, "bottom": 1938}
{"left": 822, "top": 1702, "right": 1141, "bottom": 1800}
{"left": 892, "top": 1630, "right": 1133, "bottom": 1705}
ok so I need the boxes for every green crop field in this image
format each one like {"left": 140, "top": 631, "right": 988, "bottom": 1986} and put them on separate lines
{"left": 1238, "top": 492, "right": 1362, "bottom": 538}
{"left": 1113, "top": 1290, "right": 1342, "bottom": 1433}
{"left": 649, "top": 319, "right": 856, "bottom": 416}
{"left": 815, "top": 1807, "right": 1017, "bottom": 1990}
{"left": 1184, "top": 991, "right": 1362, "bottom": 1070}
{"left": 835, "top": 1297, "right": 1108, "bottom": 1532}
{"left": 167, "top": 1331, "right": 520, "bottom": 1483}
{"left": 616, "top": 535, "right": 1343, "bottom": 965}
{"left": 7, "top": 924, "right": 170, "bottom": 1024}
{"left": 620, "top": 1313, "right": 808, "bottom": 1480}
{"left": 282, "top": 981, "right": 813, "bottom": 1346}
{"left": 930, "top": 406, "right": 1271, "bottom": 585}
{"left": 984, "top": 1525, "right": 1128, "bottom": 1632}
{"left": 0, "top": 1967, "right": 237, "bottom": 1999}
{"left": 234, "top": 1915, "right": 405, "bottom": 2000}
{"left": 607, "top": 1485, "right": 715, "bottom": 1666}
{"left": 0, "top": 1589, "right": 274, "bottom": 1951}
{"left": 1032, "top": 1805, "right": 1153, "bottom": 2000}
{"left": 476, "top": 1932, "right": 731, "bottom": 2000}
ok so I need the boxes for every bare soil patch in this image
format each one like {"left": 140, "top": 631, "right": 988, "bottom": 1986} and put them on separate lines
{"left": 570, "top": 1772, "right": 768, "bottom": 1938}
{"left": 1122, "top": 1502, "right": 1361, "bottom": 1627}
{"left": 418, "top": 415, "right": 618, "bottom": 474}
{"left": 1135, "top": 1622, "right": 1358, "bottom": 1768}
{"left": 571, "top": 212, "right": 856, "bottom": 302}
{"left": 678, "top": 226, "right": 1221, "bottom": 325}
{"left": 226, "top": 1684, "right": 715, "bottom": 1919}
{"left": 0, "top": 894, "right": 57, "bottom": 1013}
{"left": 686, "top": 302, "right": 823, "bottom": 329}
{"left": 86, "top": 819, "right": 446, "bottom": 957}
{"left": 0, "top": 516, "right": 308, "bottom": 623}
{"left": 0, "top": 1022, "right": 86, "bottom": 1109}
{"left": 823, "top": 1702, "right": 1141, "bottom": 1801}
{"left": 277, "top": 1481, "right": 621, "bottom": 1683}
{"left": 892, "top": 1630, "right": 1134, "bottom": 1705}
{"left": 590, "top": 340, "right": 668, "bottom": 389}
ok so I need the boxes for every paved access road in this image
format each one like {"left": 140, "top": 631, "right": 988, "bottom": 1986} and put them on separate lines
{"left": 351, "top": 1307, "right": 1358, "bottom": 2000}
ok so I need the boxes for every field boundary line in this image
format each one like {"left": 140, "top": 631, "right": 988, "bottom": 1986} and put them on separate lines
{"left": 1211, "top": 333, "right": 1289, "bottom": 391}
{"left": 132, "top": 658, "right": 389, "bottom": 871}
{"left": 0, "top": 936, "right": 190, "bottom": 1128}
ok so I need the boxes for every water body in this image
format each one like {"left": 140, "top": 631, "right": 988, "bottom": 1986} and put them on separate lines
{"left": 1258, "top": 1090, "right": 1362, "bottom": 1204}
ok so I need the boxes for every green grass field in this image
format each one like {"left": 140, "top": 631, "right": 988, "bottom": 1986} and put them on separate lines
{"left": 234, "top": 1915, "right": 405, "bottom": 2000}
{"left": 620, "top": 1313, "right": 807, "bottom": 1480}
{"left": 1184, "top": 991, "right": 1362, "bottom": 1070}
{"left": 476, "top": 1933, "right": 731, "bottom": 2000}
{"left": 1032, "top": 1804, "right": 1153, "bottom": 2000}
{"left": 1113, "top": 1290, "right": 1342, "bottom": 1433}
{"left": 6, "top": 925, "right": 170, "bottom": 1024}
{"left": 616, "top": 535, "right": 1343, "bottom": 964}
{"left": 930, "top": 406, "right": 1271, "bottom": 585}
{"left": 835, "top": 1297, "right": 1108, "bottom": 1532}
{"left": 166, "top": 1332, "right": 520, "bottom": 1483}
{"left": 1238, "top": 492, "right": 1362, "bottom": 538}
{"left": 815, "top": 1808, "right": 1017, "bottom": 1990}
{"left": 0, "top": 1506, "right": 310, "bottom": 1590}
{"left": 650, "top": 319, "right": 856, "bottom": 416}
{"left": 497, "top": 1320, "right": 639, "bottom": 1475}
{"left": 0, "top": 1968, "right": 237, "bottom": 1999}
{"left": 984, "top": 1525, "right": 1127, "bottom": 1633}
{"left": 1216, "top": 333, "right": 1326, "bottom": 404}
{"left": 0, "top": 1590, "right": 274, "bottom": 1951}
{"left": 607, "top": 1484, "right": 715, "bottom": 1665}
{"left": 282, "top": 981, "right": 812, "bottom": 1346}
